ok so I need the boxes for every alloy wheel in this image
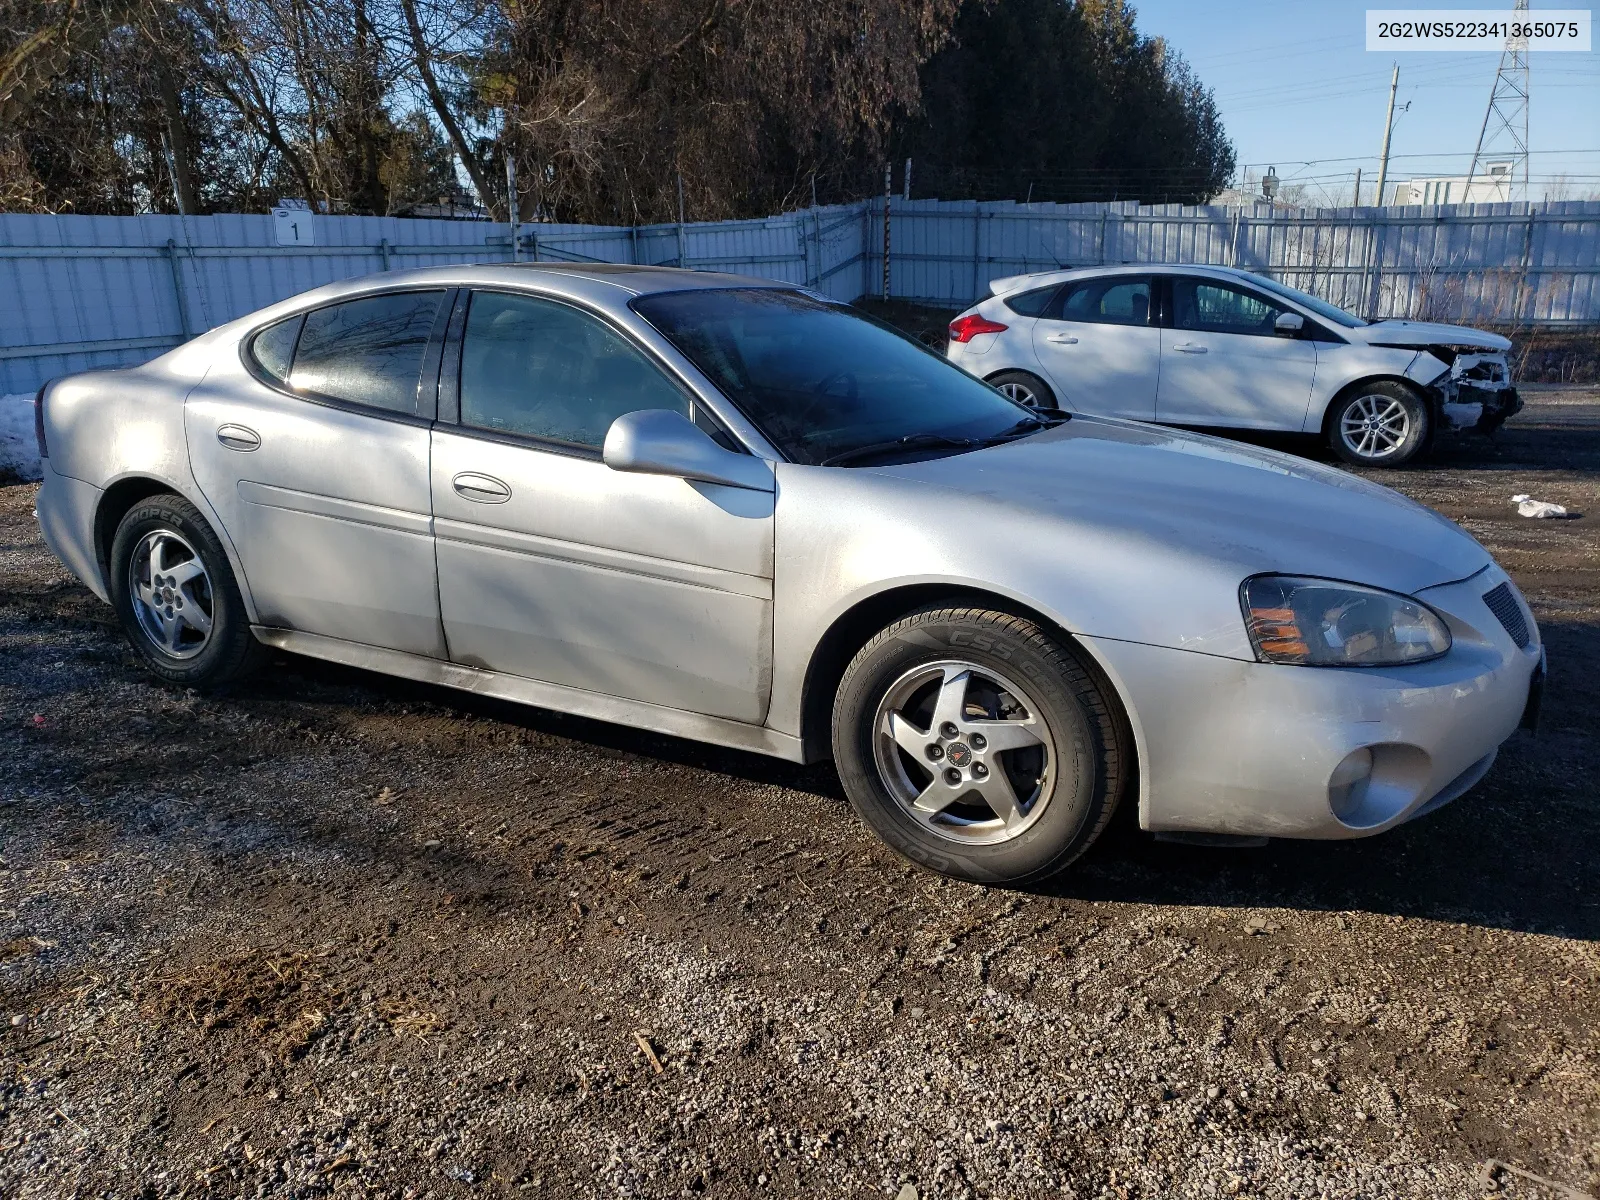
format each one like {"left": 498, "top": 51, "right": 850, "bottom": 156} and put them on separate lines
{"left": 129, "top": 529, "right": 214, "bottom": 660}
{"left": 1339, "top": 394, "right": 1411, "bottom": 460}
{"left": 996, "top": 380, "right": 1040, "bottom": 407}
{"left": 871, "top": 660, "right": 1058, "bottom": 846}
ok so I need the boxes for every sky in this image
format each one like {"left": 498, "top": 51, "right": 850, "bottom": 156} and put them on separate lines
{"left": 1132, "top": 0, "right": 1600, "bottom": 203}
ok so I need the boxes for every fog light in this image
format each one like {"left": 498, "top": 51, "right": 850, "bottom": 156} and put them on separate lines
{"left": 1328, "top": 748, "right": 1374, "bottom": 822}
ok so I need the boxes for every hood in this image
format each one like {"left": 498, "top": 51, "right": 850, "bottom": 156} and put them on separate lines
{"left": 874, "top": 417, "right": 1491, "bottom": 597}
{"left": 1351, "top": 319, "right": 1511, "bottom": 352}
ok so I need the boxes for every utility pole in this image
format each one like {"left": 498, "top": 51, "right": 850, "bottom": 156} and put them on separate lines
{"left": 1374, "top": 63, "right": 1400, "bottom": 207}
{"left": 903, "top": 158, "right": 912, "bottom": 201}
{"left": 1467, "top": 0, "right": 1530, "bottom": 203}
{"left": 506, "top": 155, "right": 518, "bottom": 262}
{"left": 1352, "top": 167, "right": 1362, "bottom": 208}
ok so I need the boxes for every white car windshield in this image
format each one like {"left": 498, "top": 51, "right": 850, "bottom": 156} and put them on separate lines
{"left": 1244, "top": 274, "right": 1367, "bottom": 329}
{"left": 632, "top": 288, "right": 1049, "bottom": 466}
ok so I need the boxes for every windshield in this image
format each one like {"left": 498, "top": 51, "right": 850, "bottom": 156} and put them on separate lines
{"left": 1244, "top": 273, "right": 1367, "bottom": 329}
{"left": 631, "top": 288, "right": 1036, "bottom": 465}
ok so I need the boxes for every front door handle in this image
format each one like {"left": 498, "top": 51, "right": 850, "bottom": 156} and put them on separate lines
{"left": 216, "top": 424, "right": 261, "bottom": 452}
{"left": 1045, "top": 333, "right": 1078, "bottom": 345}
{"left": 452, "top": 472, "right": 511, "bottom": 503}
{"left": 1172, "top": 343, "right": 1209, "bottom": 354}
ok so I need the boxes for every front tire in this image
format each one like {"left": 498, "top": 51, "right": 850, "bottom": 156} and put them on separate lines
{"left": 831, "top": 605, "right": 1126, "bottom": 885}
{"left": 1327, "top": 382, "right": 1430, "bottom": 467}
{"left": 108, "top": 494, "right": 269, "bottom": 687}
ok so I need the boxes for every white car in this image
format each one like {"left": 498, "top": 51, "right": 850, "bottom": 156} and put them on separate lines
{"left": 945, "top": 265, "right": 1521, "bottom": 467}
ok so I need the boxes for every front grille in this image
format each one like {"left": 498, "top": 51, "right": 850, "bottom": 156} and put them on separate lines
{"left": 1483, "top": 582, "right": 1530, "bottom": 648}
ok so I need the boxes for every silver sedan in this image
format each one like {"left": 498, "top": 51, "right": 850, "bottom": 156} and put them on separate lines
{"left": 32, "top": 265, "right": 1543, "bottom": 884}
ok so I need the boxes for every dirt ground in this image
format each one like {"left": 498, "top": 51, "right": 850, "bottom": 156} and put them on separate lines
{"left": 2, "top": 388, "right": 1597, "bottom": 1200}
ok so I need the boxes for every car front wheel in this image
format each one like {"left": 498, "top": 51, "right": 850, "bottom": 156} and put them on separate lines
{"left": 108, "top": 494, "right": 270, "bottom": 687}
{"left": 832, "top": 605, "right": 1126, "bottom": 885}
{"left": 1328, "top": 382, "right": 1430, "bottom": 467}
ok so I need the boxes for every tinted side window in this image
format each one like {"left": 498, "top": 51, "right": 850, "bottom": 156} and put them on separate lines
{"left": 1003, "top": 285, "right": 1060, "bottom": 317}
{"left": 289, "top": 291, "right": 446, "bottom": 414}
{"left": 250, "top": 314, "right": 303, "bottom": 383}
{"left": 1055, "top": 278, "right": 1152, "bottom": 326}
{"left": 1173, "top": 279, "right": 1286, "bottom": 337}
{"left": 459, "top": 291, "right": 689, "bottom": 448}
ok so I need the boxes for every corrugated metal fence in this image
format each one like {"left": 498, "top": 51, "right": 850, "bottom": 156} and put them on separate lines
{"left": 876, "top": 198, "right": 1600, "bottom": 327}
{"left": 3, "top": 198, "right": 1596, "bottom": 394}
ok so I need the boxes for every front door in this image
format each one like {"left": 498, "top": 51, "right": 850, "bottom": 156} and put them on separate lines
{"left": 1029, "top": 275, "right": 1160, "bottom": 419}
{"left": 1157, "top": 276, "right": 1318, "bottom": 429}
{"left": 186, "top": 289, "right": 451, "bottom": 657}
{"left": 430, "top": 289, "right": 774, "bottom": 724}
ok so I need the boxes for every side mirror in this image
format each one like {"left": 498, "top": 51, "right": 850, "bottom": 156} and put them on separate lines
{"left": 603, "top": 409, "right": 774, "bottom": 493}
{"left": 1274, "top": 312, "right": 1306, "bottom": 337}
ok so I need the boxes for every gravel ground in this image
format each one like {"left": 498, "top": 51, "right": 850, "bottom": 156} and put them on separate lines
{"left": 2, "top": 387, "right": 1597, "bottom": 1200}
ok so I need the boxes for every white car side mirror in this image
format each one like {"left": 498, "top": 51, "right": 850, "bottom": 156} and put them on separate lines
{"left": 602, "top": 409, "right": 774, "bottom": 493}
{"left": 1275, "top": 312, "right": 1306, "bottom": 336}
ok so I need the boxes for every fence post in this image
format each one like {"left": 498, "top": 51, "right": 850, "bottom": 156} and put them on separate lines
{"left": 164, "top": 239, "right": 194, "bottom": 340}
{"left": 972, "top": 203, "right": 982, "bottom": 301}
{"left": 378, "top": 238, "right": 391, "bottom": 271}
{"left": 676, "top": 172, "right": 688, "bottom": 268}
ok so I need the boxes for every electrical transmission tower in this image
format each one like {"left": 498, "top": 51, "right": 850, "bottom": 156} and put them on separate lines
{"left": 1466, "top": 0, "right": 1530, "bottom": 203}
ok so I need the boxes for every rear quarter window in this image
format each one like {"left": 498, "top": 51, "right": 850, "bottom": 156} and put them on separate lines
{"left": 1003, "top": 285, "right": 1060, "bottom": 317}
{"left": 248, "top": 314, "right": 304, "bottom": 383}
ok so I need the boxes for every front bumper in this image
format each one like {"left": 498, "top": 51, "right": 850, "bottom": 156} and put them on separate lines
{"left": 1085, "top": 565, "right": 1539, "bottom": 839}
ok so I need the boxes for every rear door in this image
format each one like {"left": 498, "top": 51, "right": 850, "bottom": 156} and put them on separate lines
{"left": 186, "top": 289, "right": 451, "bottom": 656}
{"left": 1157, "top": 276, "right": 1318, "bottom": 429}
{"left": 429, "top": 289, "right": 774, "bottom": 723}
{"left": 1029, "top": 275, "right": 1159, "bottom": 419}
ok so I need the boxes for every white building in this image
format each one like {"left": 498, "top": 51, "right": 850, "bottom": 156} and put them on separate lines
{"left": 1390, "top": 162, "right": 1515, "bottom": 206}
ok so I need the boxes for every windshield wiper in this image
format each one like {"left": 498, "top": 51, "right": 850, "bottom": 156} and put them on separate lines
{"left": 820, "top": 432, "right": 985, "bottom": 468}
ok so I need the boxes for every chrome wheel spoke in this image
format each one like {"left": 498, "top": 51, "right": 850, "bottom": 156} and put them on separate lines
{"left": 886, "top": 711, "right": 931, "bottom": 760}
{"left": 167, "top": 557, "right": 206, "bottom": 587}
{"left": 973, "top": 768, "right": 1024, "bottom": 827}
{"left": 929, "top": 668, "right": 972, "bottom": 731}
{"left": 912, "top": 777, "right": 959, "bottom": 815}
{"left": 181, "top": 604, "right": 213, "bottom": 637}
{"left": 966, "top": 717, "right": 1043, "bottom": 753}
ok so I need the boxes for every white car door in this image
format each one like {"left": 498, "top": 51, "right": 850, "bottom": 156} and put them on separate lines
{"left": 429, "top": 289, "right": 774, "bottom": 724}
{"left": 185, "top": 289, "right": 451, "bottom": 657}
{"left": 1156, "top": 277, "right": 1318, "bottom": 430}
{"left": 1029, "top": 275, "right": 1159, "bottom": 420}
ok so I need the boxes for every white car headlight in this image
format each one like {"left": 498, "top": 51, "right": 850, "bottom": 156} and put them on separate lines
{"left": 1241, "top": 575, "right": 1451, "bottom": 667}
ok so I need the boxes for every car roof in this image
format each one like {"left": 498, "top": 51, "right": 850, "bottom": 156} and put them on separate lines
{"left": 232, "top": 262, "right": 796, "bottom": 329}
{"left": 990, "top": 262, "right": 1270, "bottom": 295}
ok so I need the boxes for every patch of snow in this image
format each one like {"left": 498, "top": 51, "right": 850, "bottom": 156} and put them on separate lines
{"left": 1, "top": 392, "right": 43, "bottom": 483}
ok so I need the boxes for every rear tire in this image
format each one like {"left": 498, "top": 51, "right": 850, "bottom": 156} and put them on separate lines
{"left": 108, "top": 494, "right": 269, "bottom": 688}
{"left": 831, "top": 605, "right": 1126, "bottom": 885}
{"left": 987, "top": 370, "right": 1057, "bottom": 410}
{"left": 1327, "top": 381, "right": 1430, "bottom": 467}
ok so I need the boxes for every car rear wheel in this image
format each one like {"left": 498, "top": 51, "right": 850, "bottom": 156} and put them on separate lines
{"left": 108, "top": 494, "right": 270, "bottom": 687}
{"left": 986, "top": 370, "right": 1057, "bottom": 410}
{"left": 832, "top": 605, "right": 1126, "bottom": 885}
{"left": 1328, "top": 382, "right": 1430, "bottom": 467}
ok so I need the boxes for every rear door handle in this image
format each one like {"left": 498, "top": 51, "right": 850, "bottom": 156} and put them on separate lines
{"left": 452, "top": 472, "right": 511, "bottom": 503}
{"left": 216, "top": 424, "right": 261, "bottom": 451}
{"left": 1172, "top": 343, "right": 1208, "bottom": 354}
{"left": 1045, "top": 334, "right": 1078, "bottom": 345}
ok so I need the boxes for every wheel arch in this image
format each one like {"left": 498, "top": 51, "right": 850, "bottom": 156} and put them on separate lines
{"left": 93, "top": 474, "right": 259, "bottom": 622}
{"left": 1318, "top": 374, "right": 1433, "bottom": 437}
{"left": 796, "top": 583, "right": 1140, "bottom": 799}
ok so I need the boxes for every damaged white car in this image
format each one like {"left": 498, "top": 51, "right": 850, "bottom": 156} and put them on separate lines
{"left": 945, "top": 265, "right": 1520, "bottom": 467}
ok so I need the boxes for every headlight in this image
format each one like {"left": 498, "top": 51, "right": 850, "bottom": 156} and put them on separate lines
{"left": 1241, "top": 576, "right": 1451, "bottom": 667}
